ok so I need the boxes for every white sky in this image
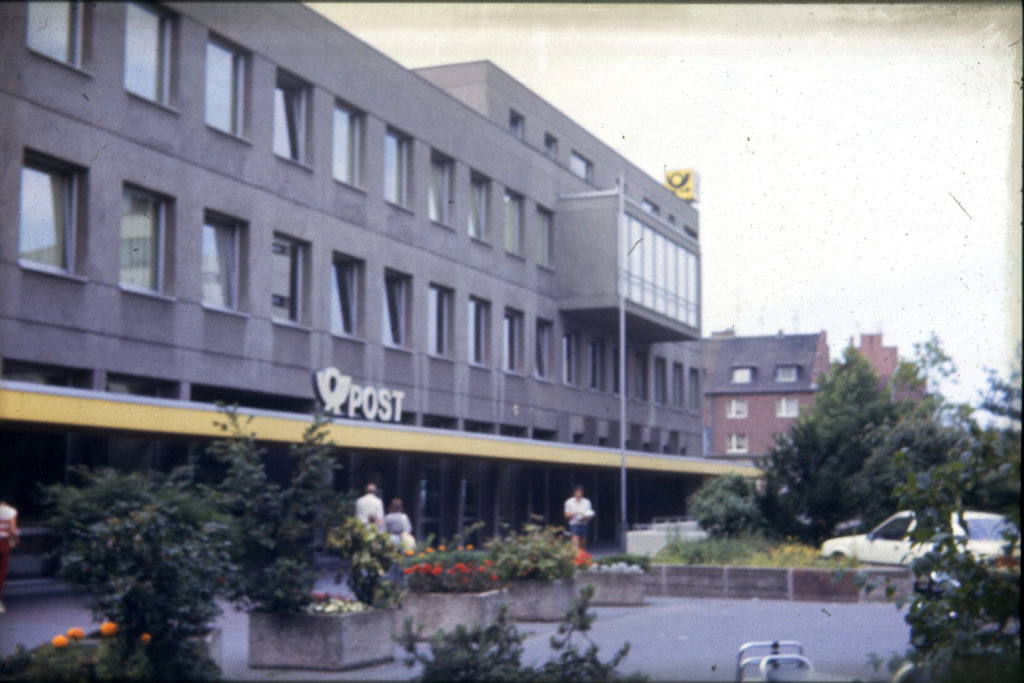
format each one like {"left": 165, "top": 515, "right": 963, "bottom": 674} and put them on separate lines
{"left": 310, "top": 3, "right": 1022, "bottom": 407}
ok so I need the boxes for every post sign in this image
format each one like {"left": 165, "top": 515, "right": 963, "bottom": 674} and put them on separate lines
{"left": 665, "top": 169, "right": 697, "bottom": 201}
{"left": 313, "top": 367, "right": 405, "bottom": 423}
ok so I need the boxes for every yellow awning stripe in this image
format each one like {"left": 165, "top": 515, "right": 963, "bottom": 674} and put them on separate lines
{"left": 0, "top": 387, "right": 759, "bottom": 477}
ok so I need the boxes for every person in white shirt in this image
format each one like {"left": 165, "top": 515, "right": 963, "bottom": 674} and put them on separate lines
{"left": 354, "top": 483, "right": 385, "bottom": 530}
{"left": 564, "top": 485, "right": 594, "bottom": 549}
{"left": 383, "top": 498, "right": 414, "bottom": 550}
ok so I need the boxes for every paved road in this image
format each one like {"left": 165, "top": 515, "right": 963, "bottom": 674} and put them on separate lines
{"left": 3, "top": 585, "right": 910, "bottom": 681}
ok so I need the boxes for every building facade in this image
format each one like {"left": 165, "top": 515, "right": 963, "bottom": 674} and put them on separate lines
{"left": 0, "top": 2, "right": 754, "bottom": 552}
{"left": 696, "top": 330, "right": 831, "bottom": 462}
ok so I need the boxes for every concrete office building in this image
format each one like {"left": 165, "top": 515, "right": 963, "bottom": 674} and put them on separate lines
{"left": 0, "top": 2, "right": 754, "bottom": 550}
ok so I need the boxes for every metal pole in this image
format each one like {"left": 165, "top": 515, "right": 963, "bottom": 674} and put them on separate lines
{"left": 617, "top": 174, "right": 628, "bottom": 553}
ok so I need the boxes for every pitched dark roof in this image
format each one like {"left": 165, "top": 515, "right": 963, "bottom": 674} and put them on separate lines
{"left": 701, "top": 332, "right": 827, "bottom": 395}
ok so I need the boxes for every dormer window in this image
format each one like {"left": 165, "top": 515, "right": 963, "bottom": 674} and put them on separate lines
{"left": 775, "top": 365, "right": 798, "bottom": 382}
{"left": 730, "top": 367, "right": 753, "bottom": 384}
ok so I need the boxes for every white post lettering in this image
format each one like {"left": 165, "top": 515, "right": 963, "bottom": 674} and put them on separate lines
{"left": 378, "top": 388, "right": 393, "bottom": 422}
{"left": 347, "top": 384, "right": 363, "bottom": 418}
{"left": 362, "top": 386, "right": 379, "bottom": 421}
{"left": 391, "top": 390, "right": 406, "bottom": 423}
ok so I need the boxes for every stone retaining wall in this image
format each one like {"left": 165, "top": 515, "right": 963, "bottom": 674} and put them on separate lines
{"left": 643, "top": 565, "right": 912, "bottom": 603}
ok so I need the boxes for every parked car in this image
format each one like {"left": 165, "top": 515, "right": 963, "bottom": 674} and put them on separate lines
{"left": 819, "top": 511, "right": 1018, "bottom": 566}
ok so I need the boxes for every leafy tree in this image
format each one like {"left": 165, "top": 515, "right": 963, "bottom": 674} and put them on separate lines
{"left": 325, "top": 517, "right": 401, "bottom": 607}
{"left": 688, "top": 473, "right": 767, "bottom": 537}
{"left": 762, "top": 346, "right": 898, "bottom": 544}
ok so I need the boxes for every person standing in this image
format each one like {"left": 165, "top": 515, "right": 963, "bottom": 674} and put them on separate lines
{"left": 354, "top": 483, "right": 385, "bottom": 530}
{"left": 564, "top": 484, "right": 594, "bottom": 549}
{"left": 383, "top": 498, "right": 414, "bottom": 550}
{"left": 0, "top": 499, "right": 18, "bottom": 613}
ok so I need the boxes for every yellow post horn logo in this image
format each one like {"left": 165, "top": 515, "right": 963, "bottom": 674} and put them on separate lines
{"left": 665, "top": 169, "right": 696, "bottom": 200}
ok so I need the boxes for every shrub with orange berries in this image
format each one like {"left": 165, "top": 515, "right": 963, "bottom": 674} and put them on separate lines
{"left": 100, "top": 621, "right": 118, "bottom": 637}
{"left": 66, "top": 627, "right": 86, "bottom": 640}
{"left": 51, "top": 634, "right": 69, "bottom": 649}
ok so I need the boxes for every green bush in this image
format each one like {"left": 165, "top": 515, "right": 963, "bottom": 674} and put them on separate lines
{"left": 39, "top": 467, "right": 228, "bottom": 680}
{"left": 325, "top": 517, "right": 401, "bottom": 607}
{"left": 656, "top": 534, "right": 855, "bottom": 569}
{"left": 688, "top": 473, "right": 767, "bottom": 537}
{"left": 485, "top": 523, "right": 577, "bottom": 581}
{"left": 208, "top": 407, "right": 347, "bottom": 614}
{"left": 398, "top": 585, "right": 642, "bottom": 681}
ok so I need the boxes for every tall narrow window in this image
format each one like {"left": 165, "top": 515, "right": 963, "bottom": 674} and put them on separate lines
{"left": 26, "top": 1, "right": 83, "bottom": 66}
{"left": 688, "top": 367, "right": 701, "bottom": 410}
{"left": 201, "top": 213, "right": 241, "bottom": 309}
{"left": 124, "top": 2, "right": 171, "bottom": 104}
{"left": 612, "top": 347, "right": 620, "bottom": 395}
{"left": 330, "top": 254, "right": 361, "bottom": 336}
{"left": 503, "top": 191, "right": 522, "bottom": 254}
{"left": 633, "top": 352, "right": 648, "bottom": 400}
{"left": 536, "top": 207, "right": 553, "bottom": 267}
{"left": 332, "top": 104, "right": 362, "bottom": 185}
{"left": 544, "top": 133, "right": 558, "bottom": 160}
{"left": 654, "top": 357, "right": 667, "bottom": 404}
{"left": 205, "top": 38, "right": 245, "bottom": 135}
{"left": 727, "top": 434, "right": 749, "bottom": 454}
{"left": 535, "top": 319, "right": 552, "bottom": 379}
{"left": 672, "top": 363, "right": 684, "bottom": 407}
{"left": 270, "top": 234, "right": 304, "bottom": 322}
{"left": 776, "top": 397, "right": 800, "bottom": 418}
{"left": 468, "top": 297, "right": 490, "bottom": 365}
{"left": 588, "top": 338, "right": 604, "bottom": 391}
{"left": 383, "top": 130, "right": 409, "bottom": 206}
{"left": 427, "top": 284, "right": 452, "bottom": 356}
{"left": 726, "top": 398, "right": 748, "bottom": 418}
{"left": 569, "top": 151, "right": 592, "bottom": 182}
{"left": 469, "top": 174, "right": 489, "bottom": 240}
{"left": 503, "top": 309, "right": 523, "bottom": 372}
{"left": 273, "top": 73, "right": 306, "bottom": 161}
{"left": 508, "top": 110, "right": 524, "bottom": 139}
{"left": 428, "top": 154, "right": 452, "bottom": 224}
{"left": 383, "top": 270, "right": 410, "bottom": 346}
{"left": 18, "top": 156, "right": 78, "bottom": 271}
{"left": 120, "top": 187, "right": 166, "bottom": 291}
{"left": 562, "top": 331, "right": 579, "bottom": 385}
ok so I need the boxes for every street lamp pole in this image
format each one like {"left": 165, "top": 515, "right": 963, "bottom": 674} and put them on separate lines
{"left": 617, "top": 175, "right": 628, "bottom": 553}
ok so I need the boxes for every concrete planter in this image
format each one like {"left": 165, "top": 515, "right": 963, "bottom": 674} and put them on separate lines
{"left": 248, "top": 609, "right": 395, "bottom": 670}
{"left": 576, "top": 571, "right": 646, "bottom": 606}
{"left": 502, "top": 578, "right": 575, "bottom": 622}
{"left": 197, "top": 627, "right": 222, "bottom": 670}
{"left": 400, "top": 589, "right": 507, "bottom": 639}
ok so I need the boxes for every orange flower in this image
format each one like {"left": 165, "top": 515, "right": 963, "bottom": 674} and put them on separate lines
{"left": 140, "top": 633, "right": 152, "bottom": 644}
{"left": 404, "top": 549, "right": 415, "bottom": 556}
{"left": 66, "top": 627, "right": 86, "bottom": 640}
{"left": 466, "top": 544, "right": 474, "bottom": 551}
{"left": 425, "top": 547, "right": 434, "bottom": 554}
{"left": 100, "top": 621, "right": 118, "bottom": 637}
{"left": 52, "top": 634, "right": 69, "bottom": 648}
{"left": 438, "top": 545, "right": 446, "bottom": 551}
{"left": 457, "top": 545, "right": 464, "bottom": 551}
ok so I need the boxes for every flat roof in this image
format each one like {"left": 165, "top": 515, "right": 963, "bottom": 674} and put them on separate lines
{"left": 0, "top": 383, "right": 758, "bottom": 478}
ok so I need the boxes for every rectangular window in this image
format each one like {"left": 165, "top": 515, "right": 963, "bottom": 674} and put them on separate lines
{"left": 468, "top": 297, "right": 490, "bottom": 365}
{"left": 726, "top": 398, "right": 748, "bottom": 418}
{"left": 654, "top": 357, "right": 667, "bottom": 404}
{"left": 124, "top": 2, "right": 171, "bottom": 104}
{"left": 727, "top": 434, "right": 749, "bottom": 454}
{"left": 687, "top": 367, "right": 701, "bottom": 410}
{"left": 612, "top": 347, "right": 620, "bottom": 395}
{"left": 672, "top": 363, "right": 684, "bottom": 408}
{"left": 641, "top": 199, "right": 660, "bottom": 216}
{"left": 201, "top": 213, "right": 241, "bottom": 309}
{"left": 469, "top": 173, "right": 489, "bottom": 240}
{"left": 535, "top": 319, "right": 552, "bottom": 378}
{"left": 776, "top": 397, "right": 800, "bottom": 418}
{"left": 428, "top": 284, "right": 452, "bottom": 356}
{"left": 503, "top": 309, "right": 523, "bottom": 372}
{"left": 633, "top": 352, "right": 649, "bottom": 400}
{"left": 270, "top": 234, "right": 304, "bottom": 322}
{"left": 569, "top": 151, "right": 592, "bottom": 182}
{"left": 330, "top": 254, "right": 362, "bottom": 336}
{"left": 273, "top": 73, "right": 306, "bottom": 161}
{"left": 383, "top": 270, "right": 410, "bottom": 347}
{"left": 205, "top": 38, "right": 245, "bottom": 135}
{"left": 775, "top": 365, "right": 798, "bottom": 382}
{"left": 588, "top": 338, "right": 604, "bottom": 390}
{"left": 26, "top": 0, "right": 84, "bottom": 66}
{"left": 383, "top": 129, "right": 409, "bottom": 206}
{"left": 509, "top": 110, "right": 524, "bottom": 139}
{"left": 562, "top": 331, "right": 579, "bottom": 385}
{"left": 332, "top": 104, "right": 361, "bottom": 185}
{"left": 544, "top": 133, "right": 558, "bottom": 160}
{"left": 18, "top": 155, "right": 79, "bottom": 271}
{"left": 731, "top": 367, "right": 753, "bottom": 384}
{"left": 536, "top": 207, "right": 553, "bottom": 268}
{"left": 428, "top": 154, "right": 452, "bottom": 224}
{"left": 503, "top": 191, "right": 522, "bottom": 254}
{"left": 120, "top": 186, "right": 166, "bottom": 291}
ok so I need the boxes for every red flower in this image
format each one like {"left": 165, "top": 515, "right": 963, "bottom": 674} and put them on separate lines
{"left": 403, "top": 567, "right": 413, "bottom": 575}
{"left": 491, "top": 574, "right": 499, "bottom": 581}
